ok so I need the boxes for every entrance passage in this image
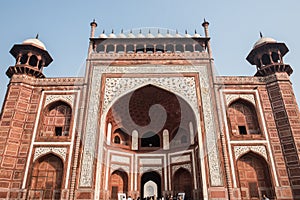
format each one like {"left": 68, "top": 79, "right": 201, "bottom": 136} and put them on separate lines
{"left": 141, "top": 171, "right": 161, "bottom": 199}
{"left": 237, "top": 152, "right": 274, "bottom": 199}
{"left": 110, "top": 170, "right": 128, "bottom": 200}
{"left": 29, "top": 154, "right": 63, "bottom": 200}
{"left": 173, "top": 168, "right": 193, "bottom": 199}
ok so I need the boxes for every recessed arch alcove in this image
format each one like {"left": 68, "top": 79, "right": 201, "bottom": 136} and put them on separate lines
{"left": 106, "top": 84, "right": 198, "bottom": 152}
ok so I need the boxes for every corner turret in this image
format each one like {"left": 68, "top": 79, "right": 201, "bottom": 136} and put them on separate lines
{"left": 246, "top": 34, "right": 293, "bottom": 76}
{"left": 6, "top": 36, "right": 53, "bottom": 78}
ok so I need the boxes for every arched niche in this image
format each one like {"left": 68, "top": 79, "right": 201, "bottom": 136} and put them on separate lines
{"left": 110, "top": 170, "right": 129, "bottom": 200}
{"left": 227, "top": 99, "right": 261, "bottom": 136}
{"left": 106, "top": 84, "right": 197, "bottom": 152}
{"left": 236, "top": 152, "right": 275, "bottom": 199}
{"left": 39, "top": 100, "right": 72, "bottom": 137}
{"left": 28, "top": 153, "right": 64, "bottom": 199}
{"left": 173, "top": 168, "right": 193, "bottom": 199}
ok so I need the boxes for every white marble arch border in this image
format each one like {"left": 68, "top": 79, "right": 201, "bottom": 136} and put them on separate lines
{"left": 44, "top": 94, "right": 75, "bottom": 108}
{"left": 103, "top": 77, "right": 198, "bottom": 114}
{"left": 33, "top": 147, "right": 67, "bottom": 162}
{"left": 225, "top": 94, "right": 256, "bottom": 107}
{"left": 234, "top": 145, "right": 268, "bottom": 161}
{"left": 80, "top": 65, "right": 222, "bottom": 199}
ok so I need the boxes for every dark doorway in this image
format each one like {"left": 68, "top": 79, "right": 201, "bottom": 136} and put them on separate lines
{"left": 141, "top": 171, "right": 161, "bottom": 199}
{"left": 173, "top": 168, "right": 193, "bottom": 199}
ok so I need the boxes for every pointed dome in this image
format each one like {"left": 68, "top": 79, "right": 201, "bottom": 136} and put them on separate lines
{"left": 175, "top": 30, "right": 182, "bottom": 38}
{"left": 253, "top": 37, "right": 276, "bottom": 48}
{"left": 22, "top": 38, "right": 46, "bottom": 50}
{"left": 193, "top": 30, "right": 201, "bottom": 38}
{"left": 99, "top": 30, "right": 108, "bottom": 38}
{"left": 127, "top": 30, "right": 135, "bottom": 38}
{"left": 118, "top": 29, "right": 127, "bottom": 38}
{"left": 184, "top": 30, "right": 191, "bottom": 38}
{"left": 165, "top": 30, "right": 173, "bottom": 38}
{"left": 137, "top": 30, "right": 145, "bottom": 38}
{"left": 147, "top": 30, "right": 154, "bottom": 38}
{"left": 156, "top": 30, "right": 164, "bottom": 38}
{"left": 109, "top": 30, "right": 117, "bottom": 38}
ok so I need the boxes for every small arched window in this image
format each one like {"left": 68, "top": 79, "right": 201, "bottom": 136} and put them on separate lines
{"left": 40, "top": 101, "right": 72, "bottom": 137}
{"left": 136, "top": 44, "right": 144, "bottom": 53}
{"left": 29, "top": 55, "right": 38, "bottom": 67}
{"left": 141, "top": 132, "right": 160, "bottom": 147}
{"left": 97, "top": 44, "right": 105, "bottom": 52}
{"left": 156, "top": 44, "right": 164, "bottom": 52}
{"left": 185, "top": 44, "right": 194, "bottom": 52}
{"left": 227, "top": 99, "right": 261, "bottom": 136}
{"left": 146, "top": 44, "right": 154, "bottom": 53}
{"left": 262, "top": 54, "right": 271, "bottom": 65}
{"left": 116, "top": 44, "right": 125, "bottom": 53}
{"left": 194, "top": 44, "right": 202, "bottom": 52}
{"left": 126, "top": 44, "right": 134, "bottom": 53}
{"left": 20, "top": 54, "right": 28, "bottom": 64}
{"left": 114, "top": 136, "right": 121, "bottom": 144}
{"left": 106, "top": 45, "right": 115, "bottom": 53}
{"left": 166, "top": 44, "right": 174, "bottom": 53}
{"left": 175, "top": 44, "right": 184, "bottom": 52}
{"left": 271, "top": 52, "right": 280, "bottom": 63}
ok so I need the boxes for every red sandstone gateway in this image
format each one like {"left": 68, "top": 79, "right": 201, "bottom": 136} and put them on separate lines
{"left": 0, "top": 20, "right": 299, "bottom": 200}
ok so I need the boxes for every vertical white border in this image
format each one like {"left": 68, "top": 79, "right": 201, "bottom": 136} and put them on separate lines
{"left": 22, "top": 91, "right": 45, "bottom": 188}
{"left": 65, "top": 90, "right": 80, "bottom": 188}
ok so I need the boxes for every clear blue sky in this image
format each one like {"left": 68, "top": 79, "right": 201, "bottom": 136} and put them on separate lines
{"left": 0, "top": 0, "right": 300, "bottom": 106}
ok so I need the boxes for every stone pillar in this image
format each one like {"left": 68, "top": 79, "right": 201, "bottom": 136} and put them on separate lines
{"left": 266, "top": 72, "right": 300, "bottom": 199}
{"left": 163, "top": 129, "right": 169, "bottom": 150}
{"left": 132, "top": 130, "right": 138, "bottom": 150}
{"left": 0, "top": 75, "right": 41, "bottom": 198}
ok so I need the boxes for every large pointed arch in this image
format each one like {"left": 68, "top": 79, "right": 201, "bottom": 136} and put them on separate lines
{"left": 27, "top": 153, "right": 64, "bottom": 200}
{"left": 173, "top": 167, "right": 193, "bottom": 199}
{"left": 39, "top": 100, "right": 72, "bottom": 138}
{"left": 105, "top": 84, "right": 198, "bottom": 152}
{"left": 227, "top": 98, "right": 261, "bottom": 136}
{"left": 236, "top": 152, "right": 275, "bottom": 199}
{"left": 110, "top": 170, "right": 129, "bottom": 200}
{"left": 141, "top": 171, "right": 162, "bottom": 199}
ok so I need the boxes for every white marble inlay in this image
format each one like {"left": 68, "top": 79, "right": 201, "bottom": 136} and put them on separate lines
{"left": 140, "top": 158, "right": 162, "bottom": 165}
{"left": 34, "top": 147, "right": 67, "bottom": 162}
{"left": 234, "top": 145, "right": 267, "bottom": 161}
{"left": 171, "top": 155, "right": 190, "bottom": 164}
{"left": 111, "top": 155, "right": 130, "bottom": 164}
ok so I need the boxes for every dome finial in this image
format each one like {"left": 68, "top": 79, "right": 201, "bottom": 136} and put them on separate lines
{"left": 260, "top": 32, "right": 263, "bottom": 38}
{"left": 35, "top": 33, "right": 39, "bottom": 39}
{"left": 121, "top": 29, "right": 124, "bottom": 33}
